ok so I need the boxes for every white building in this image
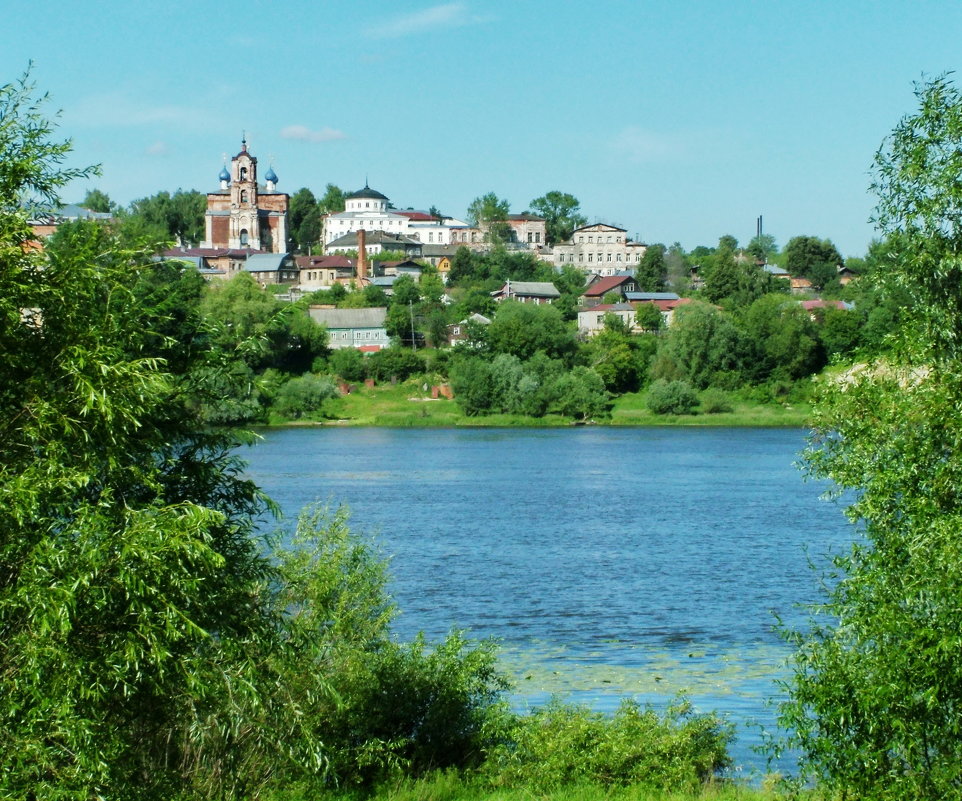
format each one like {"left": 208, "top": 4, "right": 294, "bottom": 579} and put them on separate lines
{"left": 551, "top": 223, "right": 647, "bottom": 277}
{"left": 321, "top": 185, "right": 467, "bottom": 246}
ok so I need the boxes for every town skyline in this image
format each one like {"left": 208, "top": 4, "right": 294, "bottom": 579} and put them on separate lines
{"left": 5, "top": 0, "right": 962, "bottom": 258}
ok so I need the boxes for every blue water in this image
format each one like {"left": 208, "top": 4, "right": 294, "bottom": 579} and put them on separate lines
{"left": 243, "top": 426, "right": 853, "bottom": 778}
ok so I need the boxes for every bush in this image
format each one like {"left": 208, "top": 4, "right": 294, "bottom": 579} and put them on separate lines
{"left": 646, "top": 379, "right": 698, "bottom": 415}
{"left": 272, "top": 373, "right": 339, "bottom": 418}
{"left": 481, "top": 698, "right": 732, "bottom": 792}
{"left": 699, "top": 387, "right": 734, "bottom": 414}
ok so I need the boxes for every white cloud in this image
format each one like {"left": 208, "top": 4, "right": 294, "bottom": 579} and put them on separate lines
{"left": 145, "top": 141, "right": 169, "bottom": 156}
{"left": 610, "top": 127, "right": 686, "bottom": 164}
{"left": 364, "top": 2, "right": 487, "bottom": 39}
{"left": 280, "top": 124, "right": 347, "bottom": 143}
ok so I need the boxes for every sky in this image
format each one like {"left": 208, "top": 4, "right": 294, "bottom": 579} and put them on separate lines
{"left": 6, "top": 0, "right": 962, "bottom": 258}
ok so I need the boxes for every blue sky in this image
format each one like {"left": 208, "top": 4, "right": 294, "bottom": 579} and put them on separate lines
{"left": 6, "top": 0, "right": 962, "bottom": 257}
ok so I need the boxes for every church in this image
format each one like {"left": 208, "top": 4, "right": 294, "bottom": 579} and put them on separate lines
{"left": 202, "top": 138, "right": 289, "bottom": 252}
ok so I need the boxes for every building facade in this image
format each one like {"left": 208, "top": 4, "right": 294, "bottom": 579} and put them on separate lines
{"left": 202, "top": 139, "right": 289, "bottom": 253}
{"left": 551, "top": 223, "right": 646, "bottom": 276}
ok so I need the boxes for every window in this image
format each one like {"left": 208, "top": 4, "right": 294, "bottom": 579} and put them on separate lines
{"left": 240, "top": 167, "right": 247, "bottom": 180}
{"left": 527, "top": 232, "right": 533, "bottom": 243}
{"left": 578, "top": 254, "right": 584, "bottom": 262}
{"left": 588, "top": 253, "right": 593, "bottom": 262}
{"left": 559, "top": 253, "right": 565, "bottom": 263}
{"left": 535, "top": 232, "right": 541, "bottom": 243}
{"left": 240, "top": 190, "right": 248, "bottom": 203}
{"left": 578, "top": 236, "right": 584, "bottom": 243}
{"left": 588, "top": 236, "right": 594, "bottom": 243}
{"left": 617, "top": 253, "right": 622, "bottom": 262}
{"left": 239, "top": 229, "right": 248, "bottom": 246}
{"left": 607, "top": 253, "right": 612, "bottom": 261}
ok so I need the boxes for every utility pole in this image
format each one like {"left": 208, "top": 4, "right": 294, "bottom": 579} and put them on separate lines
{"left": 409, "top": 299, "right": 417, "bottom": 351}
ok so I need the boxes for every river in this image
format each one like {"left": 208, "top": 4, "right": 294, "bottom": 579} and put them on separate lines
{"left": 243, "top": 426, "right": 853, "bottom": 777}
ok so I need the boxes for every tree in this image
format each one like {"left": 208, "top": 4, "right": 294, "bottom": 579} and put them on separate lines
{"left": 486, "top": 301, "right": 576, "bottom": 362}
{"left": 745, "top": 233, "right": 777, "bottom": 262}
{"left": 783, "top": 235, "right": 843, "bottom": 286}
{"left": 636, "top": 243, "right": 667, "bottom": 291}
{"left": 289, "top": 187, "right": 320, "bottom": 253}
{"left": 467, "top": 192, "right": 511, "bottom": 243}
{"left": 778, "top": 76, "right": 962, "bottom": 799}
{"left": 0, "top": 74, "right": 298, "bottom": 797}
{"left": 651, "top": 301, "right": 745, "bottom": 389}
{"left": 317, "top": 183, "right": 346, "bottom": 215}
{"left": 701, "top": 246, "right": 741, "bottom": 303}
{"left": 529, "top": 190, "right": 587, "bottom": 245}
{"left": 124, "top": 188, "right": 206, "bottom": 246}
{"left": 81, "top": 187, "right": 114, "bottom": 213}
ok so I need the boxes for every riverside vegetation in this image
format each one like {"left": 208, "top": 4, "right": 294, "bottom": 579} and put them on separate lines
{"left": 5, "top": 66, "right": 962, "bottom": 800}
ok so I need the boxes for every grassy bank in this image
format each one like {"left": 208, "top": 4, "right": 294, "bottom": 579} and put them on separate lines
{"left": 268, "top": 381, "right": 812, "bottom": 428}
{"left": 268, "top": 771, "right": 797, "bottom": 801}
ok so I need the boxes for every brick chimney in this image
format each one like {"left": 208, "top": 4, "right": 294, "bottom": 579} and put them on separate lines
{"left": 356, "top": 229, "right": 367, "bottom": 282}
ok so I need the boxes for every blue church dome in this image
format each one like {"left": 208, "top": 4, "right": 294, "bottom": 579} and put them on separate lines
{"left": 265, "top": 166, "right": 278, "bottom": 184}
{"left": 218, "top": 165, "right": 230, "bottom": 182}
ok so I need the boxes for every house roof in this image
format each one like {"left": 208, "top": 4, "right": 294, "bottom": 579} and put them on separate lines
{"left": 571, "top": 222, "right": 627, "bottom": 235}
{"left": 624, "top": 292, "right": 680, "bottom": 301}
{"left": 308, "top": 307, "right": 388, "bottom": 329}
{"left": 296, "top": 254, "right": 354, "bottom": 269}
{"left": 763, "top": 264, "right": 790, "bottom": 277}
{"left": 578, "top": 303, "right": 635, "bottom": 313}
{"left": 327, "top": 230, "right": 421, "bottom": 248}
{"left": 493, "top": 281, "right": 560, "bottom": 298}
{"left": 583, "top": 275, "right": 637, "bottom": 297}
{"left": 244, "top": 253, "right": 292, "bottom": 272}
{"left": 348, "top": 185, "right": 389, "bottom": 201}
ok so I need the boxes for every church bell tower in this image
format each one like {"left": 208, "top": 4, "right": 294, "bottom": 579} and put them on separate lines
{"left": 229, "top": 136, "right": 261, "bottom": 249}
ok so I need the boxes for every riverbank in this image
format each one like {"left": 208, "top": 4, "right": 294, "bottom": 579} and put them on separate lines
{"left": 267, "top": 381, "right": 812, "bottom": 428}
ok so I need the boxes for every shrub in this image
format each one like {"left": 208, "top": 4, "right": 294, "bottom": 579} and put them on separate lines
{"left": 481, "top": 698, "right": 732, "bottom": 792}
{"left": 272, "top": 373, "right": 338, "bottom": 418}
{"left": 699, "top": 387, "right": 734, "bottom": 414}
{"left": 646, "top": 379, "right": 698, "bottom": 415}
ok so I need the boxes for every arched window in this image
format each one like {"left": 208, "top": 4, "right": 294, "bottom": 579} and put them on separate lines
{"left": 240, "top": 167, "right": 248, "bottom": 181}
{"left": 240, "top": 229, "right": 249, "bottom": 246}
{"left": 240, "top": 190, "right": 248, "bottom": 203}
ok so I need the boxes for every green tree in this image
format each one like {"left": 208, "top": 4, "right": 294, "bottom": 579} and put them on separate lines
{"left": 487, "top": 301, "right": 576, "bottom": 362}
{"left": 529, "top": 190, "right": 587, "bottom": 245}
{"left": 746, "top": 233, "right": 777, "bottom": 262}
{"left": 701, "top": 246, "right": 741, "bottom": 303}
{"left": 289, "top": 187, "right": 320, "bottom": 253}
{"left": 81, "top": 187, "right": 114, "bottom": 212}
{"left": 317, "top": 182, "right": 346, "bottom": 215}
{"left": 779, "top": 75, "right": 962, "bottom": 800}
{"left": 651, "top": 301, "right": 745, "bottom": 388}
{"left": 467, "top": 191, "right": 511, "bottom": 243}
{"left": 0, "top": 74, "right": 298, "bottom": 797}
{"left": 783, "top": 235, "right": 843, "bottom": 285}
{"left": 636, "top": 243, "right": 667, "bottom": 291}
{"left": 124, "top": 188, "right": 206, "bottom": 246}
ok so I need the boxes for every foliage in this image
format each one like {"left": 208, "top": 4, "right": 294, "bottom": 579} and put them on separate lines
{"left": 635, "top": 243, "right": 666, "bottom": 291}
{"left": 554, "top": 366, "right": 609, "bottom": 420}
{"left": 330, "top": 347, "right": 368, "bottom": 382}
{"left": 645, "top": 379, "right": 698, "bottom": 415}
{"left": 635, "top": 302, "right": 664, "bottom": 332}
{"left": 272, "top": 373, "right": 339, "bottom": 418}
{"left": 739, "top": 293, "right": 825, "bottom": 382}
{"left": 528, "top": 190, "right": 586, "bottom": 245}
{"left": 466, "top": 192, "right": 511, "bottom": 243}
{"left": 778, "top": 75, "right": 962, "bottom": 800}
{"left": 317, "top": 183, "right": 347, "bottom": 215}
{"left": 81, "top": 187, "right": 114, "bottom": 212}
{"left": 0, "top": 79, "right": 287, "bottom": 797}
{"left": 367, "top": 346, "right": 425, "bottom": 383}
{"left": 486, "top": 301, "right": 576, "bottom": 362}
{"left": 698, "top": 387, "right": 734, "bottom": 414}
{"left": 123, "top": 188, "right": 206, "bottom": 246}
{"left": 482, "top": 698, "right": 732, "bottom": 793}
{"left": 290, "top": 187, "right": 320, "bottom": 253}
{"left": 651, "top": 302, "right": 745, "bottom": 389}
{"left": 783, "top": 235, "right": 843, "bottom": 289}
